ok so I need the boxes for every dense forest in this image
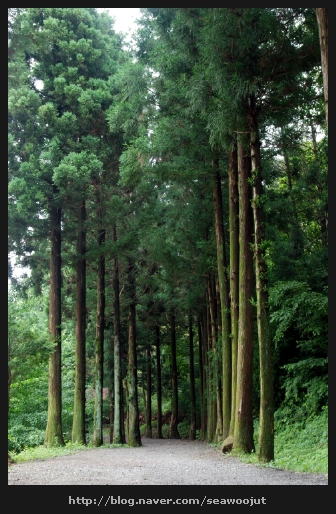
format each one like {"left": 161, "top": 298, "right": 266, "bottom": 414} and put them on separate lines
{"left": 8, "top": 8, "right": 327, "bottom": 467}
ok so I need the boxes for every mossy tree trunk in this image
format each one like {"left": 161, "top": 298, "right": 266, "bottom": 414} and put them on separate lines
{"left": 189, "top": 314, "right": 196, "bottom": 440}
{"left": 206, "top": 277, "right": 218, "bottom": 442}
{"left": 215, "top": 276, "right": 223, "bottom": 442}
{"left": 249, "top": 94, "right": 274, "bottom": 462}
{"left": 92, "top": 227, "right": 105, "bottom": 447}
{"left": 228, "top": 148, "right": 239, "bottom": 437}
{"left": 145, "top": 343, "right": 152, "bottom": 438}
{"left": 169, "top": 310, "right": 180, "bottom": 439}
{"left": 72, "top": 201, "right": 86, "bottom": 445}
{"left": 197, "top": 315, "right": 206, "bottom": 440}
{"left": 112, "top": 224, "right": 124, "bottom": 444}
{"left": 45, "top": 199, "right": 64, "bottom": 447}
{"left": 127, "top": 259, "right": 141, "bottom": 447}
{"left": 155, "top": 325, "right": 163, "bottom": 439}
{"left": 213, "top": 159, "right": 231, "bottom": 440}
{"left": 233, "top": 135, "right": 255, "bottom": 454}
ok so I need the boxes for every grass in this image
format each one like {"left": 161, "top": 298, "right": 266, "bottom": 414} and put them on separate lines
{"left": 9, "top": 440, "right": 128, "bottom": 465}
{"left": 228, "top": 407, "right": 328, "bottom": 474}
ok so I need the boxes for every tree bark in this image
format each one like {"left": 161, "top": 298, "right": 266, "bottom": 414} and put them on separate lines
{"left": 145, "top": 343, "right": 152, "bottom": 438}
{"left": 249, "top": 94, "right": 274, "bottom": 462}
{"left": 112, "top": 224, "right": 124, "bottom": 444}
{"left": 92, "top": 227, "right": 105, "bottom": 447}
{"left": 213, "top": 159, "right": 231, "bottom": 440}
{"left": 72, "top": 201, "right": 86, "bottom": 445}
{"left": 189, "top": 314, "right": 196, "bottom": 440}
{"left": 155, "top": 325, "right": 163, "bottom": 439}
{"left": 127, "top": 259, "right": 141, "bottom": 447}
{"left": 315, "top": 8, "right": 328, "bottom": 127}
{"left": 233, "top": 135, "right": 255, "bottom": 454}
{"left": 197, "top": 315, "right": 206, "bottom": 440}
{"left": 45, "top": 197, "right": 64, "bottom": 447}
{"left": 206, "top": 277, "right": 217, "bottom": 442}
{"left": 228, "top": 148, "right": 239, "bottom": 437}
{"left": 169, "top": 310, "right": 180, "bottom": 439}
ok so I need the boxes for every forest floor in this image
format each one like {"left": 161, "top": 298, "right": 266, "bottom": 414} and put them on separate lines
{"left": 8, "top": 438, "right": 328, "bottom": 485}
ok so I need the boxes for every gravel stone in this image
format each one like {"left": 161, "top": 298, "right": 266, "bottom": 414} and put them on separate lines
{"left": 8, "top": 438, "right": 328, "bottom": 485}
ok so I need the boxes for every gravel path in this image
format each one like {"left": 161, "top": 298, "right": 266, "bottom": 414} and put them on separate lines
{"left": 8, "top": 438, "right": 328, "bottom": 485}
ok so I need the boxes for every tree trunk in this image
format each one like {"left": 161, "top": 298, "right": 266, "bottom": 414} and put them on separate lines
{"left": 233, "top": 135, "right": 255, "bottom": 454}
{"left": 72, "top": 201, "right": 86, "bottom": 444}
{"left": 145, "top": 343, "right": 152, "bottom": 438}
{"left": 215, "top": 275, "right": 223, "bottom": 442}
{"left": 45, "top": 198, "right": 64, "bottom": 447}
{"left": 124, "top": 378, "right": 129, "bottom": 443}
{"left": 315, "top": 8, "right": 328, "bottom": 127}
{"left": 112, "top": 224, "right": 123, "bottom": 444}
{"left": 197, "top": 315, "right": 206, "bottom": 440}
{"left": 169, "top": 310, "right": 180, "bottom": 438}
{"left": 202, "top": 307, "right": 208, "bottom": 438}
{"left": 249, "top": 94, "right": 274, "bottom": 462}
{"left": 109, "top": 374, "right": 114, "bottom": 443}
{"left": 120, "top": 376, "right": 126, "bottom": 443}
{"left": 127, "top": 259, "right": 141, "bottom": 447}
{"left": 206, "top": 278, "right": 217, "bottom": 442}
{"left": 213, "top": 160, "right": 231, "bottom": 440}
{"left": 155, "top": 325, "right": 163, "bottom": 439}
{"left": 92, "top": 228, "right": 105, "bottom": 447}
{"left": 228, "top": 148, "right": 239, "bottom": 437}
{"left": 189, "top": 314, "right": 196, "bottom": 440}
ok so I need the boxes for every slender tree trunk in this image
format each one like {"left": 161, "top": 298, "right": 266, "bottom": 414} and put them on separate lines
{"left": 215, "top": 276, "right": 223, "bottom": 442}
{"left": 169, "top": 310, "right": 180, "bottom": 438}
{"left": 72, "top": 201, "right": 86, "bottom": 444}
{"left": 127, "top": 259, "right": 141, "bottom": 447}
{"left": 206, "top": 278, "right": 217, "bottom": 442}
{"left": 112, "top": 224, "right": 123, "bottom": 444}
{"left": 109, "top": 374, "right": 114, "bottom": 443}
{"left": 228, "top": 148, "right": 239, "bottom": 438}
{"left": 213, "top": 159, "right": 231, "bottom": 440}
{"left": 120, "top": 376, "right": 126, "bottom": 443}
{"left": 315, "top": 8, "right": 328, "bottom": 127}
{"left": 145, "top": 343, "right": 152, "bottom": 437}
{"left": 233, "top": 135, "right": 255, "bottom": 454}
{"left": 249, "top": 94, "right": 274, "bottom": 462}
{"left": 189, "top": 314, "right": 196, "bottom": 440}
{"left": 202, "top": 306, "right": 208, "bottom": 438}
{"left": 142, "top": 371, "right": 147, "bottom": 416}
{"left": 124, "top": 378, "right": 129, "bottom": 443}
{"left": 197, "top": 315, "right": 205, "bottom": 440}
{"left": 45, "top": 198, "right": 64, "bottom": 446}
{"left": 92, "top": 228, "right": 105, "bottom": 447}
{"left": 155, "top": 325, "right": 163, "bottom": 439}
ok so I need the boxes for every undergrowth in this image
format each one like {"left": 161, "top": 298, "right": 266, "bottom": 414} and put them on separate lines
{"left": 233, "top": 407, "right": 328, "bottom": 474}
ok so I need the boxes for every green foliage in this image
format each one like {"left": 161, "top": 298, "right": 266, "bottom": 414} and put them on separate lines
{"left": 237, "top": 408, "right": 328, "bottom": 474}
{"left": 273, "top": 407, "right": 328, "bottom": 473}
{"left": 269, "top": 281, "right": 327, "bottom": 417}
{"left": 8, "top": 374, "right": 49, "bottom": 453}
{"left": 8, "top": 287, "right": 52, "bottom": 384}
